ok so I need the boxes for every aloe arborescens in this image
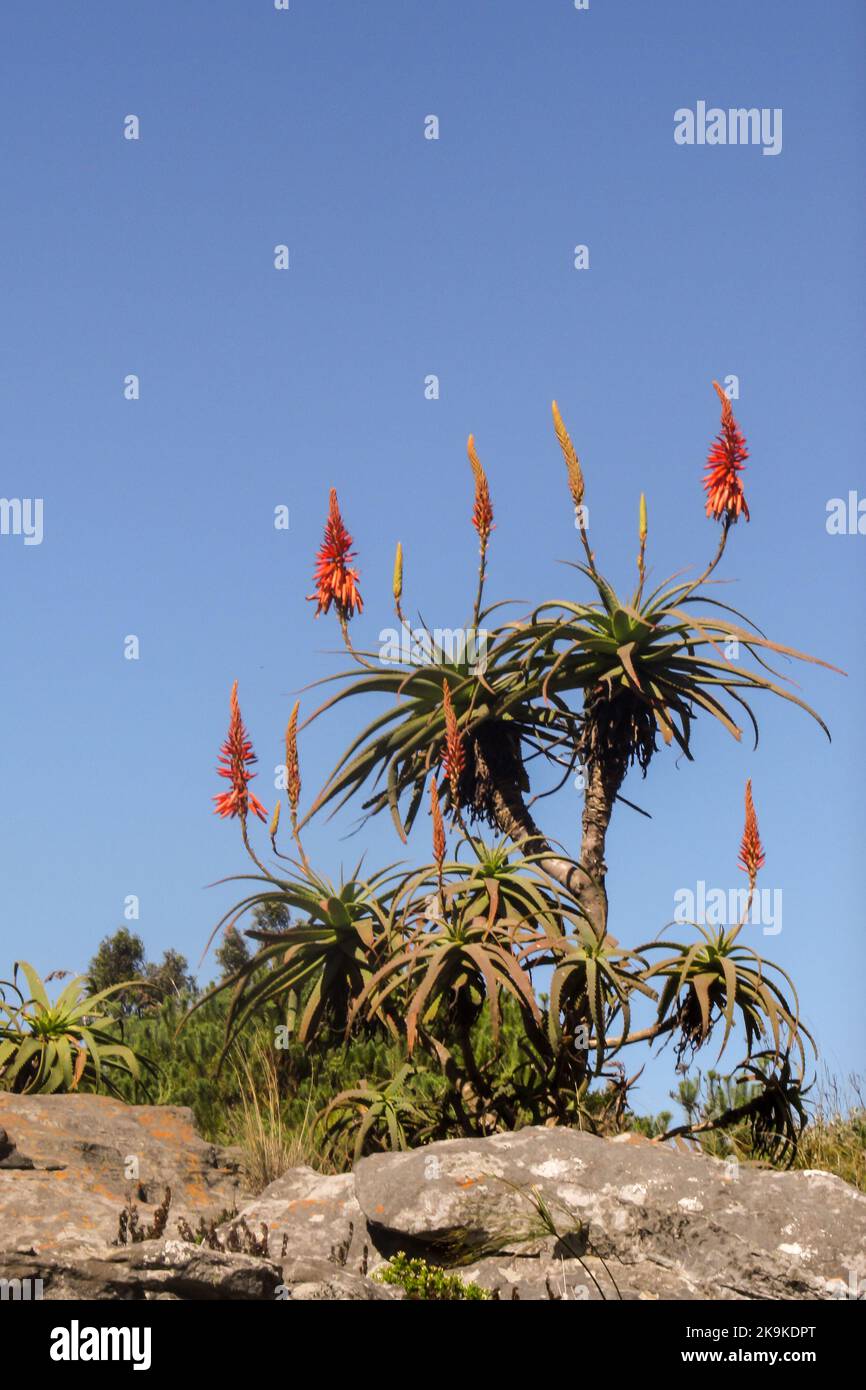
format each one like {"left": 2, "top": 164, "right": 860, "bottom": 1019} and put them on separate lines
{"left": 197, "top": 385, "right": 839, "bottom": 1160}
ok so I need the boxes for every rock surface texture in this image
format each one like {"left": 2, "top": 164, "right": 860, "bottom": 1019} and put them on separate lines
{"left": 0, "top": 1096, "right": 863, "bottom": 1301}
{"left": 0, "top": 1093, "right": 248, "bottom": 1257}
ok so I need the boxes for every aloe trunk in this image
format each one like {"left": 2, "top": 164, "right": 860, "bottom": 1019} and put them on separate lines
{"left": 473, "top": 732, "right": 619, "bottom": 938}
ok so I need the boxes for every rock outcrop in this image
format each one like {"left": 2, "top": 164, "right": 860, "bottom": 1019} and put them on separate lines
{"left": 354, "top": 1127, "right": 866, "bottom": 1300}
{"left": 0, "top": 1093, "right": 248, "bottom": 1259}
{"left": 1, "top": 1095, "right": 863, "bottom": 1300}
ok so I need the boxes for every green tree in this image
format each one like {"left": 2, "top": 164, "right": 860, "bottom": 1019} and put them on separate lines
{"left": 251, "top": 901, "right": 292, "bottom": 933}
{"left": 86, "top": 928, "right": 147, "bottom": 1017}
{"left": 144, "top": 950, "right": 196, "bottom": 1009}
{"left": 215, "top": 925, "right": 250, "bottom": 979}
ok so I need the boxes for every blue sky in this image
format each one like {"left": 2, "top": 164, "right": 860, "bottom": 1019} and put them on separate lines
{"left": 1, "top": 0, "right": 863, "bottom": 1114}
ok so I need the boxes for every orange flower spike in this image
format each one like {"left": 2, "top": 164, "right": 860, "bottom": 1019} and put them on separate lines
{"left": 738, "top": 779, "right": 766, "bottom": 889}
{"left": 285, "top": 700, "right": 301, "bottom": 817}
{"left": 441, "top": 680, "right": 465, "bottom": 810}
{"left": 307, "top": 488, "right": 364, "bottom": 620}
{"left": 704, "top": 382, "right": 750, "bottom": 524}
{"left": 430, "top": 776, "right": 446, "bottom": 870}
{"left": 213, "top": 680, "right": 268, "bottom": 824}
{"left": 467, "top": 435, "right": 494, "bottom": 546}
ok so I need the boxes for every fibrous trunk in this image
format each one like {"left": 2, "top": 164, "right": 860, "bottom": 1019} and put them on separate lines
{"left": 467, "top": 720, "right": 623, "bottom": 939}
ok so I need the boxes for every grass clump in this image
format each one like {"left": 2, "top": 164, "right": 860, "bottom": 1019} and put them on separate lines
{"left": 792, "top": 1075, "right": 866, "bottom": 1192}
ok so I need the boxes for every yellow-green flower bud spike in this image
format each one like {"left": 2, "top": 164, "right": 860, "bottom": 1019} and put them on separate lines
{"left": 551, "top": 400, "right": 584, "bottom": 510}
{"left": 392, "top": 541, "right": 403, "bottom": 602}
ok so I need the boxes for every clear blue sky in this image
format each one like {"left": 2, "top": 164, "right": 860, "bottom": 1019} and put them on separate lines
{"left": 1, "top": 1, "right": 863, "bottom": 1114}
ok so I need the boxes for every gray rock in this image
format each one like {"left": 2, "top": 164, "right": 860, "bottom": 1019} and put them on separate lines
{"left": 354, "top": 1127, "right": 866, "bottom": 1300}
{"left": 0, "top": 1093, "right": 249, "bottom": 1257}
{"left": 218, "top": 1166, "right": 373, "bottom": 1273}
{"left": 2, "top": 1097, "right": 863, "bottom": 1300}
{"left": 1, "top": 1239, "right": 281, "bottom": 1300}
{"left": 0, "top": 1125, "right": 34, "bottom": 1170}
{"left": 274, "top": 1255, "right": 402, "bottom": 1301}
{"left": 0, "top": 1241, "right": 398, "bottom": 1302}
{"left": 459, "top": 1243, "right": 698, "bottom": 1300}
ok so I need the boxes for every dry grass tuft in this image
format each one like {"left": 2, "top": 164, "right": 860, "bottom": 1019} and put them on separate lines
{"left": 229, "top": 1038, "right": 333, "bottom": 1192}
{"left": 792, "top": 1073, "right": 866, "bottom": 1192}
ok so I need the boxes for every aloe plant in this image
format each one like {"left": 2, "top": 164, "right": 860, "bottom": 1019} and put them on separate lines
{"left": 187, "top": 860, "right": 404, "bottom": 1058}
{"left": 546, "top": 922, "right": 657, "bottom": 1074}
{"left": 197, "top": 386, "right": 837, "bottom": 1159}
{"left": 0, "top": 961, "right": 151, "bottom": 1096}
{"left": 317, "top": 1064, "right": 440, "bottom": 1164}
{"left": 643, "top": 920, "right": 812, "bottom": 1072}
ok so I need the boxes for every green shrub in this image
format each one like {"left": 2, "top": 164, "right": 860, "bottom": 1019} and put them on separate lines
{"left": 374, "top": 1253, "right": 491, "bottom": 1300}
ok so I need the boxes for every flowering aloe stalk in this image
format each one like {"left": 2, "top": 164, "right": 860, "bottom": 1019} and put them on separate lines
{"left": 212, "top": 680, "right": 275, "bottom": 880}
{"left": 552, "top": 399, "right": 593, "bottom": 572}
{"left": 704, "top": 381, "right": 750, "bottom": 524}
{"left": 686, "top": 382, "right": 751, "bottom": 599}
{"left": 636, "top": 492, "right": 648, "bottom": 599}
{"left": 284, "top": 699, "right": 309, "bottom": 867}
{"left": 392, "top": 540, "right": 405, "bottom": 625}
{"left": 468, "top": 434, "right": 493, "bottom": 624}
{"left": 214, "top": 681, "right": 268, "bottom": 825}
{"left": 738, "top": 778, "right": 766, "bottom": 896}
{"left": 430, "top": 776, "right": 446, "bottom": 877}
{"left": 441, "top": 679, "right": 465, "bottom": 815}
{"left": 308, "top": 488, "right": 365, "bottom": 656}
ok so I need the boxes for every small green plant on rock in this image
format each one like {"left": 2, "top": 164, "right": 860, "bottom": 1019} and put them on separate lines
{"left": 374, "top": 1252, "right": 492, "bottom": 1300}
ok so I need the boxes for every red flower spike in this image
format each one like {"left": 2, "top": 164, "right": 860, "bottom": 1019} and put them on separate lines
{"left": 738, "top": 778, "right": 766, "bottom": 888}
{"left": 703, "top": 382, "right": 750, "bottom": 524}
{"left": 307, "top": 488, "right": 363, "bottom": 621}
{"left": 213, "top": 680, "right": 268, "bottom": 823}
